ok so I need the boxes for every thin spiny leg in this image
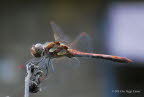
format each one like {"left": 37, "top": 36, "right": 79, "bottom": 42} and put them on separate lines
{"left": 31, "top": 57, "right": 45, "bottom": 65}
{"left": 49, "top": 60, "right": 55, "bottom": 72}
{"left": 45, "top": 60, "right": 48, "bottom": 76}
{"left": 46, "top": 58, "right": 51, "bottom": 76}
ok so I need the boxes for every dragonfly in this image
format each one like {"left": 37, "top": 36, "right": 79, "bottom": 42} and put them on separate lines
{"left": 29, "top": 21, "right": 132, "bottom": 77}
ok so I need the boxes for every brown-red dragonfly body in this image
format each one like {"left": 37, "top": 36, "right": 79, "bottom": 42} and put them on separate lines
{"left": 29, "top": 21, "right": 132, "bottom": 76}
{"left": 31, "top": 41, "right": 132, "bottom": 63}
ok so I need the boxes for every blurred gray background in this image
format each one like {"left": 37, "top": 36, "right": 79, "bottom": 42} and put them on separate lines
{"left": 0, "top": 0, "right": 144, "bottom": 97}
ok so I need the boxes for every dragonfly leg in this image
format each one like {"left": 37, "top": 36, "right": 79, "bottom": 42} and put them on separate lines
{"left": 49, "top": 60, "right": 55, "bottom": 72}
{"left": 45, "top": 63, "right": 48, "bottom": 76}
{"left": 45, "top": 58, "right": 51, "bottom": 76}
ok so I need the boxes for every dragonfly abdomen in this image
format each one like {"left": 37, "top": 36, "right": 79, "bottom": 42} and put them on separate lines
{"left": 68, "top": 49, "right": 132, "bottom": 63}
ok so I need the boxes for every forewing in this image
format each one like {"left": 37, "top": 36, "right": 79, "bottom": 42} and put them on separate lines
{"left": 70, "top": 32, "right": 93, "bottom": 53}
{"left": 50, "top": 21, "right": 71, "bottom": 45}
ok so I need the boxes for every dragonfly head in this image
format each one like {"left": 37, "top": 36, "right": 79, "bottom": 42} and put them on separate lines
{"left": 30, "top": 43, "right": 44, "bottom": 58}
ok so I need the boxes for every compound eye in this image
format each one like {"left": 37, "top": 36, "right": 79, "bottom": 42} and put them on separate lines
{"left": 36, "top": 48, "right": 42, "bottom": 53}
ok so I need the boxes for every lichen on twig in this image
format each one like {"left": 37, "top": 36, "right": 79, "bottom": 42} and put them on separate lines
{"left": 24, "top": 64, "right": 32, "bottom": 97}
{"left": 24, "top": 62, "right": 44, "bottom": 97}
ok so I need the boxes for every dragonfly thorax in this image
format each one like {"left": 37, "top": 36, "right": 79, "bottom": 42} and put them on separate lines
{"left": 43, "top": 41, "right": 70, "bottom": 58}
{"left": 30, "top": 43, "right": 44, "bottom": 58}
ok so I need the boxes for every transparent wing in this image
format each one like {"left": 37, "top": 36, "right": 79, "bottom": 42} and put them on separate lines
{"left": 35, "top": 57, "right": 55, "bottom": 76}
{"left": 70, "top": 32, "right": 93, "bottom": 53}
{"left": 49, "top": 57, "right": 80, "bottom": 83}
{"left": 50, "top": 21, "right": 71, "bottom": 45}
{"left": 50, "top": 22, "right": 93, "bottom": 53}
{"left": 52, "top": 56, "right": 80, "bottom": 70}
{"left": 37, "top": 57, "right": 80, "bottom": 90}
